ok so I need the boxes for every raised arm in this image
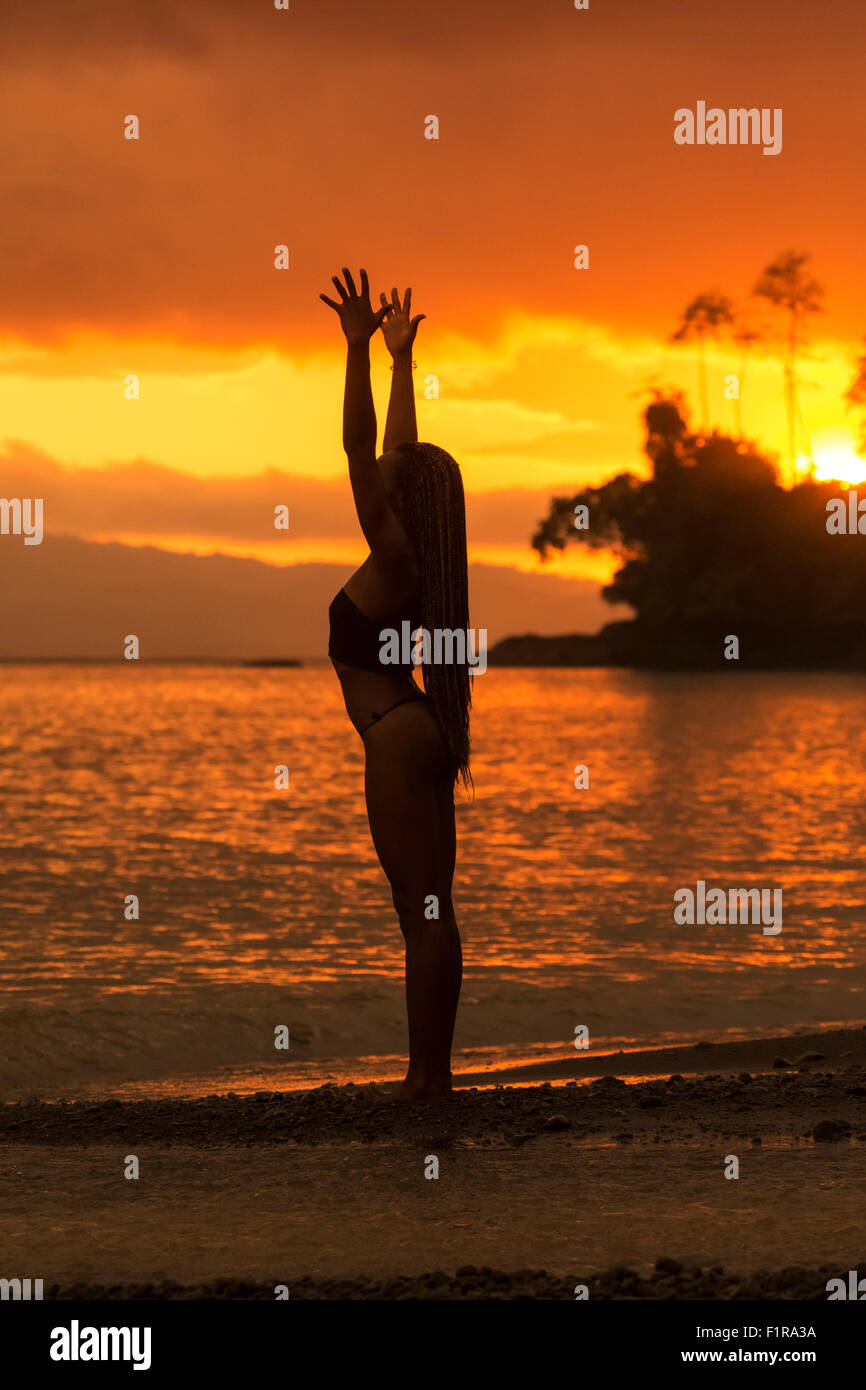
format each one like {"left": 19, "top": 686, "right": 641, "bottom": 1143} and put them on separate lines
{"left": 380, "top": 286, "right": 426, "bottom": 452}
{"left": 319, "top": 267, "right": 406, "bottom": 560}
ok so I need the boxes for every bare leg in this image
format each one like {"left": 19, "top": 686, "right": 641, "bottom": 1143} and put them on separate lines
{"left": 363, "top": 701, "right": 462, "bottom": 1098}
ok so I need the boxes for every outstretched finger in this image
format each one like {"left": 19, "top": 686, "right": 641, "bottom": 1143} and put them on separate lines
{"left": 403, "top": 287, "right": 412, "bottom": 314}
{"left": 342, "top": 267, "right": 357, "bottom": 297}
{"left": 410, "top": 313, "right": 426, "bottom": 331}
{"left": 359, "top": 267, "right": 370, "bottom": 299}
{"left": 331, "top": 275, "right": 348, "bottom": 300}
{"left": 320, "top": 293, "right": 341, "bottom": 310}
{"left": 391, "top": 286, "right": 401, "bottom": 309}
{"left": 379, "top": 291, "right": 389, "bottom": 309}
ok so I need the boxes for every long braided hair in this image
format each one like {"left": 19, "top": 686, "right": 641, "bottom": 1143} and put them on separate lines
{"left": 392, "top": 441, "right": 473, "bottom": 792}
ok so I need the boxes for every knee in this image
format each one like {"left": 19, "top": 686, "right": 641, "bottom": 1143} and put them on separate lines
{"left": 391, "top": 885, "right": 452, "bottom": 933}
{"left": 390, "top": 883, "right": 417, "bottom": 927}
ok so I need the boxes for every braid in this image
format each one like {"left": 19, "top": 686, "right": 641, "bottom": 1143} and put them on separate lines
{"left": 394, "top": 442, "right": 473, "bottom": 792}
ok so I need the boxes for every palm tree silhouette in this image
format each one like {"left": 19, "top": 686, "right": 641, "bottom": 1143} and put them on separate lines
{"left": 753, "top": 250, "right": 824, "bottom": 470}
{"left": 845, "top": 340, "right": 866, "bottom": 457}
{"left": 671, "top": 293, "right": 735, "bottom": 432}
{"left": 731, "top": 323, "right": 763, "bottom": 440}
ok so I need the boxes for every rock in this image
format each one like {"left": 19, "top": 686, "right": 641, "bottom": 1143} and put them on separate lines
{"left": 510, "top": 1129, "right": 538, "bottom": 1146}
{"left": 772, "top": 1056, "right": 793, "bottom": 1068}
{"left": 813, "top": 1119, "right": 852, "bottom": 1143}
{"left": 694, "top": 1041, "right": 714, "bottom": 1049}
{"left": 639, "top": 1096, "right": 663, "bottom": 1109}
{"left": 655, "top": 1256, "right": 683, "bottom": 1274}
{"left": 794, "top": 1052, "right": 825, "bottom": 1065}
{"left": 542, "top": 1114, "right": 571, "bottom": 1131}
{"left": 738, "top": 1072, "right": 753, "bottom": 1083}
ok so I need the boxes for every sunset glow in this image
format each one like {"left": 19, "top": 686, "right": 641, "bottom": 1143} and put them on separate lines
{"left": 3, "top": 0, "right": 866, "bottom": 633}
{"left": 797, "top": 434, "right": 866, "bottom": 486}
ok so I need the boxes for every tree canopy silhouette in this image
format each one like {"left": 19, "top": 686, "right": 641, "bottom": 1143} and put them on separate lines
{"left": 531, "top": 394, "right": 866, "bottom": 667}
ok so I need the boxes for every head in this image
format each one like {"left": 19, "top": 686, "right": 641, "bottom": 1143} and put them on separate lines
{"left": 380, "top": 441, "right": 473, "bottom": 792}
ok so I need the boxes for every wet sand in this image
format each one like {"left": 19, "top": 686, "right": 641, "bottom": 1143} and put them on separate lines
{"left": 3, "top": 1027, "right": 865, "bottom": 1300}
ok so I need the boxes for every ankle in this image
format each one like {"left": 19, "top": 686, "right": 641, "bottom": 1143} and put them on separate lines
{"left": 403, "top": 1068, "right": 453, "bottom": 1096}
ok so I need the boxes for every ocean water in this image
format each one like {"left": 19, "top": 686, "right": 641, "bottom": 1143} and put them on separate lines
{"left": 1, "top": 663, "right": 864, "bottom": 1099}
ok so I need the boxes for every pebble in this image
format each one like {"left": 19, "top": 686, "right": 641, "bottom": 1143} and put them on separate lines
{"left": 813, "top": 1119, "right": 851, "bottom": 1142}
{"left": 44, "top": 1259, "right": 841, "bottom": 1300}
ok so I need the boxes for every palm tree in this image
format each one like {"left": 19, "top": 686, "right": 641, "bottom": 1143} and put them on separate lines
{"left": 671, "top": 293, "right": 735, "bottom": 433}
{"left": 845, "top": 340, "right": 866, "bottom": 456}
{"left": 753, "top": 251, "right": 824, "bottom": 470}
{"left": 731, "top": 324, "right": 763, "bottom": 440}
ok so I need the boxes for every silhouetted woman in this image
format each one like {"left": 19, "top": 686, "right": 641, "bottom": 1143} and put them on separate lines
{"left": 320, "top": 267, "right": 471, "bottom": 1100}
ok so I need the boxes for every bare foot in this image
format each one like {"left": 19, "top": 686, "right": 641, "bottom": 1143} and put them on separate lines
{"left": 364, "top": 1079, "right": 453, "bottom": 1103}
{"left": 363, "top": 1083, "right": 402, "bottom": 1104}
{"left": 396, "top": 1077, "right": 453, "bottom": 1101}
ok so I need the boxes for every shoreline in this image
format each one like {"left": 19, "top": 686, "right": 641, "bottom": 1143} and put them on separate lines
{"left": 454, "top": 1024, "right": 866, "bottom": 1089}
{"left": 4, "top": 1031, "right": 864, "bottom": 1147}
{"left": 5, "top": 1025, "right": 864, "bottom": 1301}
{"left": 5, "top": 1023, "right": 864, "bottom": 1107}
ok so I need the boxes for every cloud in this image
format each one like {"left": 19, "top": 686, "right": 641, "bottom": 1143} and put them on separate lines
{"left": 0, "top": 441, "right": 571, "bottom": 549}
{"left": 2, "top": 0, "right": 865, "bottom": 346}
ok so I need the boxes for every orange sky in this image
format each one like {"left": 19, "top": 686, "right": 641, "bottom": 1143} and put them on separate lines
{"left": 2, "top": 0, "right": 866, "bottom": 579}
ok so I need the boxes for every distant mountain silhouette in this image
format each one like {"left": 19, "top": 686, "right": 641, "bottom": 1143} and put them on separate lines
{"left": 0, "top": 534, "right": 626, "bottom": 660}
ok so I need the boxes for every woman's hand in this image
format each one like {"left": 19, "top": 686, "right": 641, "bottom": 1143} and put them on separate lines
{"left": 379, "top": 287, "right": 426, "bottom": 359}
{"left": 320, "top": 267, "right": 390, "bottom": 345}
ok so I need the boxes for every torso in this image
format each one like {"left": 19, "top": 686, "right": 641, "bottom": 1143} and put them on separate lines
{"left": 330, "top": 554, "right": 422, "bottom": 736}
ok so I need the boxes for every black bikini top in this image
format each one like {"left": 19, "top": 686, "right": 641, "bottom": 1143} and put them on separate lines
{"left": 328, "top": 587, "right": 420, "bottom": 673}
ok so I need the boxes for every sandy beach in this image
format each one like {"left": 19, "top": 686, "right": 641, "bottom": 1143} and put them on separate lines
{"left": 3, "top": 1026, "right": 864, "bottom": 1300}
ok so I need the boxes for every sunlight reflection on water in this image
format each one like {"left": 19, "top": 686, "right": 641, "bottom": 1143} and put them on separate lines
{"left": 1, "top": 664, "right": 865, "bottom": 1092}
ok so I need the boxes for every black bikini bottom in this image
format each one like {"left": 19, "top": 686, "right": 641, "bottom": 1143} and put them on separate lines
{"left": 359, "top": 689, "right": 429, "bottom": 737}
